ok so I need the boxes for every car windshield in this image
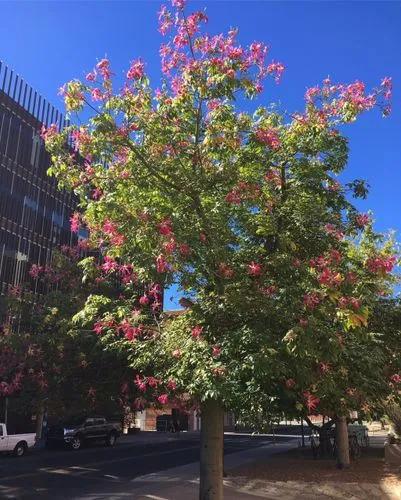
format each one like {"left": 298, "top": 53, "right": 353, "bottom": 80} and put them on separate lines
{"left": 62, "top": 416, "right": 86, "bottom": 427}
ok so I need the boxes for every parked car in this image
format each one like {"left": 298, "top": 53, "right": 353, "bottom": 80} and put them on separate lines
{"left": 46, "top": 416, "right": 121, "bottom": 450}
{"left": 0, "top": 423, "right": 36, "bottom": 457}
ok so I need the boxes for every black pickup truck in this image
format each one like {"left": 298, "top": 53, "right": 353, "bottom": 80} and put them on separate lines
{"left": 46, "top": 416, "right": 121, "bottom": 450}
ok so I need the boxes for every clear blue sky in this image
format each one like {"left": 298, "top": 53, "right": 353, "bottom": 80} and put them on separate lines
{"left": 1, "top": 1, "right": 400, "bottom": 308}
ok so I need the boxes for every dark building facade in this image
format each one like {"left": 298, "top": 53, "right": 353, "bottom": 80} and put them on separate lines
{"left": 0, "top": 61, "right": 78, "bottom": 293}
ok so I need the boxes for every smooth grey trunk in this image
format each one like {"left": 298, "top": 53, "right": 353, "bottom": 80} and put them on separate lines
{"left": 35, "top": 402, "right": 45, "bottom": 441}
{"left": 199, "top": 399, "right": 224, "bottom": 500}
{"left": 336, "top": 416, "right": 350, "bottom": 469}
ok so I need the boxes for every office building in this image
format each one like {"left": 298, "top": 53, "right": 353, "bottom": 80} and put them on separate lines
{"left": 0, "top": 61, "right": 78, "bottom": 293}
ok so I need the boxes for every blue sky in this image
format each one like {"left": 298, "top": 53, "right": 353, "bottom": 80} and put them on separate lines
{"left": 1, "top": 0, "right": 400, "bottom": 308}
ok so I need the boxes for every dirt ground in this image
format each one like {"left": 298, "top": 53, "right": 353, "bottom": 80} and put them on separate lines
{"left": 229, "top": 446, "right": 401, "bottom": 487}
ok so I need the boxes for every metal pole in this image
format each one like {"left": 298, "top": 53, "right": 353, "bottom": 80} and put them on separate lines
{"left": 4, "top": 397, "right": 8, "bottom": 428}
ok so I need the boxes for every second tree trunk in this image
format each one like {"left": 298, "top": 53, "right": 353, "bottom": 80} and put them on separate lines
{"left": 199, "top": 398, "right": 224, "bottom": 500}
{"left": 336, "top": 415, "right": 350, "bottom": 469}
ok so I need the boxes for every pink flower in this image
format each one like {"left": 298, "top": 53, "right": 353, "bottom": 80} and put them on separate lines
{"left": 40, "top": 123, "right": 58, "bottom": 141}
{"left": 167, "top": 379, "right": 177, "bottom": 390}
{"left": 303, "top": 292, "right": 321, "bottom": 310}
{"left": 303, "top": 391, "right": 320, "bottom": 413}
{"left": 225, "top": 190, "right": 242, "bottom": 205}
{"left": 212, "top": 367, "right": 226, "bottom": 377}
{"left": 102, "top": 256, "right": 118, "bottom": 273}
{"left": 327, "top": 180, "right": 341, "bottom": 192}
{"left": 147, "top": 377, "right": 159, "bottom": 388}
{"left": 127, "top": 59, "right": 145, "bottom": 80}
{"left": 267, "top": 61, "right": 285, "bottom": 83}
{"left": 134, "top": 375, "right": 146, "bottom": 392}
{"left": 111, "top": 234, "right": 126, "bottom": 247}
{"left": 179, "top": 243, "right": 191, "bottom": 257}
{"left": 121, "top": 322, "right": 142, "bottom": 341}
{"left": 305, "top": 86, "right": 320, "bottom": 102}
{"left": 172, "top": 349, "right": 182, "bottom": 358}
{"left": 248, "top": 261, "right": 262, "bottom": 277}
{"left": 87, "top": 387, "right": 96, "bottom": 398}
{"left": 158, "top": 394, "right": 169, "bottom": 405}
{"left": 29, "top": 264, "right": 43, "bottom": 279}
{"left": 156, "top": 254, "right": 170, "bottom": 273}
{"left": 120, "top": 264, "right": 136, "bottom": 284}
{"left": 255, "top": 128, "right": 281, "bottom": 149}
{"left": 207, "top": 99, "right": 221, "bottom": 111}
{"left": 299, "top": 318, "right": 308, "bottom": 328}
{"left": 219, "top": 262, "right": 234, "bottom": 279}
{"left": 92, "top": 88, "right": 105, "bottom": 101}
{"left": 349, "top": 297, "right": 361, "bottom": 310}
{"left": 103, "top": 219, "right": 117, "bottom": 235}
{"left": 390, "top": 374, "right": 401, "bottom": 384}
{"left": 158, "top": 218, "right": 173, "bottom": 236}
{"left": 366, "top": 255, "right": 396, "bottom": 275}
{"left": 151, "top": 301, "right": 162, "bottom": 312}
{"left": 381, "top": 76, "right": 392, "bottom": 101}
{"left": 96, "top": 58, "right": 112, "bottom": 80}
{"left": 148, "top": 283, "right": 163, "bottom": 299}
{"left": 93, "top": 322, "right": 104, "bottom": 335}
{"left": 324, "top": 223, "right": 344, "bottom": 240}
{"left": 285, "top": 378, "right": 295, "bottom": 389}
{"left": 318, "top": 268, "right": 341, "bottom": 288}
{"left": 139, "top": 295, "right": 150, "bottom": 306}
{"left": 318, "top": 362, "right": 331, "bottom": 374}
{"left": 355, "top": 213, "right": 371, "bottom": 228}
{"left": 70, "top": 212, "right": 80, "bottom": 233}
{"left": 265, "top": 169, "right": 282, "bottom": 187}
{"left": 86, "top": 72, "right": 96, "bottom": 81}
{"left": 329, "top": 249, "right": 342, "bottom": 264}
{"left": 248, "top": 42, "right": 267, "bottom": 65}
{"left": 92, "top": 188, "right": 103, "bottom": 200}
{"left": 97, "top": 58, "right": 109, "bottom": 70}
{"left": 212, "top": 346, "right": 221, "bottom": 358}
{"left": 163, "top": 239, "right": 176, "bottom": 254}
{"left": 192, "top": 325, "right": 203, "bottom": 339}
{"left": 172, "top": 0, "right": 186, "bottom": 9}
{"left": 158, "top": 5, "right": 173, "bottom": 35}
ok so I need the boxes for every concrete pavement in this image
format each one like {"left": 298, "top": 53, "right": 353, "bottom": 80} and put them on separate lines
{"left": 125, "top": 440, "right": 298, "bottom": 500}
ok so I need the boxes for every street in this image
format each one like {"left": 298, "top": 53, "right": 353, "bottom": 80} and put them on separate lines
{"left": 0, "top": 433, "right": 284, "bottom": 499}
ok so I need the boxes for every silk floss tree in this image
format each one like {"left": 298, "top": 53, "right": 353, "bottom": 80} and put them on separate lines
{"left": 44, "top": 0, "right": 395, "bottom": 496}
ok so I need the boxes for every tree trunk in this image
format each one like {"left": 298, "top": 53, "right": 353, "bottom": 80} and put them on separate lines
{"left": 199, "top": 399, "right": 224, "bottom": 500}
{"left": 305, "top": 416, "right": 334, "bottom": 457}
{"left": 336, "top": 416, "right": 350, "bottom": 469}
{"left": 35, "top": 402, "right": 45, "bottom": 441}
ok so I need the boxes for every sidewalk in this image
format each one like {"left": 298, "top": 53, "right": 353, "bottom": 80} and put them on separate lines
{"left": 125, "top": 439, "right": 297, "bottom": 500}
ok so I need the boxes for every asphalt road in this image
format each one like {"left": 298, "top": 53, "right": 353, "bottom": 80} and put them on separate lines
{"left": 0, "top": 434, "right": 283, "bottom": 499}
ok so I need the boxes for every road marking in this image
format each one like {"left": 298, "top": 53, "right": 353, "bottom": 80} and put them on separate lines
{"left": 142, "top": 495, "right": 169, "bottom": 500}
{"left": 103, "top": 474, "right": 120, "bottom": 480}
{"left": 70, "top": 466, "right": 98, "bottom": 471}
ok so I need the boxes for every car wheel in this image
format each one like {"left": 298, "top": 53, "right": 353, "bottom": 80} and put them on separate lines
{"left": 14, "top": 442, "right": 27, "bottom": 457}
{"left": 70, "top": 436, "right": 82, "bottom": 451}
{"left": 106, "top": 432, "right": 117, "bottom": 447}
